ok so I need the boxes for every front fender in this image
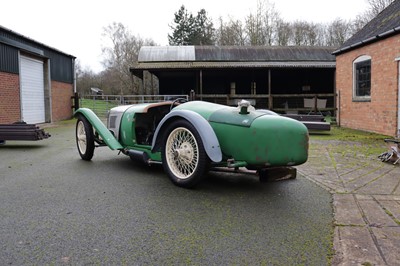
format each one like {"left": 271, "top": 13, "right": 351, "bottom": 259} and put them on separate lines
{"left": 151, "top": 110, "right": 222, "bottom": 163}
{"left": 74, "top": 108, "right": 123, "bottom": 150}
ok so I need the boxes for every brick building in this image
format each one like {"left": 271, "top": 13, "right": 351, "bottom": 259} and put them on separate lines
{"left": 333, "top": 1, "right": 400, "bottom": 137}
{"left": 0, "top": 25, "right": 75, "bottom": 124}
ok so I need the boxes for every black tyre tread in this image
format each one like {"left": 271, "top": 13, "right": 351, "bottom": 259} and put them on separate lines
{"left": 76, "top": 114, "right": 95, "bottom": 161}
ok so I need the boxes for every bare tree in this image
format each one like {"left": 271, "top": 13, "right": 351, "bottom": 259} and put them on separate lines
{"left": 366, "top": 0, "right": 394, "bottom": 16}
{"left": 244, "top": 0, "right": 281, "bottom": 45}
{"left": 313, "top": 23, "right": 328, "bottom": 46}
{"left": 291, "top": 21, "right": 310, "bottom": 45}
{"left": 305, "top": 22, "right": 319, "bottom": 46}
{"left": 245, "top": 12, "right": 264, "bottom": 45}
{"left": 275, "top": 19, "right": 291, "bottom": 46}
{"left": 325, "top": 18, "right": 353, "bottom": 46}
{"left": 213, "top": 0, "right": 356, "bottom": 47}
{"left": 215, "top": 16, "right": 247, "bottom": 45}
{"left": 353, "top": 0, "right": 395, "bottom": 32}
{"left": 75, "top": 59, "right": 107, "bottom": 96}
{"left": 101, "top": 22, "right": 156, "bottom": 95}
{"left": 261, "top": 0, "right": 280, "bottom": 45}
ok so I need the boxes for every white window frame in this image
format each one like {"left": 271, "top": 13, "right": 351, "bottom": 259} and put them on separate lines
{"left": 353, "top": 55, "right": 372, "bottom": 101}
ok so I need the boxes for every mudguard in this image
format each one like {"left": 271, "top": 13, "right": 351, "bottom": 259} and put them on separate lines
{"left": 151, "top": 109, "right": 222, "bottom": 163}
{"left": 74, "top": 108, "right": 123, "bottom": 150}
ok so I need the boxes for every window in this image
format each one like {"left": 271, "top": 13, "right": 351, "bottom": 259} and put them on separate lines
{"left": 353, "top": 55, "right": 371, "bottom": 100}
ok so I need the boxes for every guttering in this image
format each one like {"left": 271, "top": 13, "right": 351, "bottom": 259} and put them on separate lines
{"left": 332, "top": 26, "right": 400, "bottom": 55}
{"left": 0, "top": 35, "right": 44, "bottom": 56}
{"left": 0, "top": 25, "right": 76, "bottom": 59}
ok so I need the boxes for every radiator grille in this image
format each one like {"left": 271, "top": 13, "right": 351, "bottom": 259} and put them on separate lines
{"left": 109, "top": 115, "right": 117, "bottom": 129}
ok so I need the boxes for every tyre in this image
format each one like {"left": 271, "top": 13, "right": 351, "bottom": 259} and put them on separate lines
{"left": 161, "top": 119, "right": 209, "bottom": 188}
{"left": 76, "top": 114, "right": 95, "bottom": 161}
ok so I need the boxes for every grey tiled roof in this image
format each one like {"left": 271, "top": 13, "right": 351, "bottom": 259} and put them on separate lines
{"left": 333, "top": 0, "right": 400, "bottom": 54}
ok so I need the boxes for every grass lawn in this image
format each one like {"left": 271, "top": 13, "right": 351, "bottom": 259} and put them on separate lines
{"left": 79, "top": 98, "right": 118, "bottom": 117}
{"left": 309, "top": 125, "right": 391, "bottom": 158}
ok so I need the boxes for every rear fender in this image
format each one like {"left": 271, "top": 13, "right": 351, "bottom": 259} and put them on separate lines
{"left": 151, "top": 110, "right": 222, "bottom": 163}
{"left": 74, "top": 108, "right": 123, "bottom": 150}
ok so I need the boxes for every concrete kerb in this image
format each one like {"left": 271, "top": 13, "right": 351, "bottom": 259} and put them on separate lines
{"left": 298, "top": 139, "right": 400, "bottom": 266}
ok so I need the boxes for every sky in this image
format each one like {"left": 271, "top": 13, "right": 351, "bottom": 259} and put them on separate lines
{"left": 2, "top": 0, "right": 369, "bottom": 73}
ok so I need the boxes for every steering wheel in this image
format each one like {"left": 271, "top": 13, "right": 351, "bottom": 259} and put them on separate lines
{"left": 170, "top": 98, "right": 188, "bottom": 111}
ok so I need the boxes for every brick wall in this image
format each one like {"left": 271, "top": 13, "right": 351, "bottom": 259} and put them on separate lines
{"left": 0, "top": 72, "right": 21, "bottom": 124}
{"left": 336, "top": 35, "right": 399, "bottom": 137}
{"left": 51, "top": 81, "right": 74, "bottom": 121}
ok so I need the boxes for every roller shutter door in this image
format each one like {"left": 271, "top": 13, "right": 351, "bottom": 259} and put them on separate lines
{"left": 20, "top": 56, "right": 45, "bottom": 124}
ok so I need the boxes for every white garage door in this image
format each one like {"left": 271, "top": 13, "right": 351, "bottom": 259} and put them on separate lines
{"left": 20, "top": 55, "right": 45, "bottom": 124}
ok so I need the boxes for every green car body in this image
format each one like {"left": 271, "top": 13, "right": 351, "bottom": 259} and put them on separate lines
{"left": 74, "top": 100, "right": 308, "bottom": 187}
{"left": 174, "top": 101, "right": 308, "bottom": 167}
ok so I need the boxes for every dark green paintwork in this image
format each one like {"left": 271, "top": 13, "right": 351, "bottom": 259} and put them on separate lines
{"left": 117, "top": 104, "right": 163, "bottom": 161}
{"left": 74, "top": 108, "right": 123, "bottom": 150}
{"left": 211, "top": 116, "right": 308, "bottom": 166}
{"left": 209, "top": 107, "right": 266, "bottom": 127}
{"left": 175, "top": 101, "right": 309, "bottom": 167}
{"left": 76, "top": 101, "right": 308, "bottom": 167}
{"left": 174, "top": 101, "right": 225, "bottom": 119}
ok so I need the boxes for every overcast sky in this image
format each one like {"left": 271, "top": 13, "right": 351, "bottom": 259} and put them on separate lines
{"left": 2, "top": 0, "right": 368, "bottom": 72}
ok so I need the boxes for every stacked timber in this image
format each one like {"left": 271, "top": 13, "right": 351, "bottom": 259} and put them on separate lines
{"left": 283, "top": 114, "right": 331, "bottom": 131}
{"left": 0, "top": 123, "right": 51, "bottom": 141}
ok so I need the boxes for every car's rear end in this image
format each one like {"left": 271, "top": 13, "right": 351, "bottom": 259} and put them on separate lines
{"left": 176, "top": 101, "right": 308, "bottom": 169}
{"left": 210, "top": 114, "right": 308, "bottom": 168}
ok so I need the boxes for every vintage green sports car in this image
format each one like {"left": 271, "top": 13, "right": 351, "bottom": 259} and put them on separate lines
{"left": 74, "top": 99, "right": 308, "bottom": 188}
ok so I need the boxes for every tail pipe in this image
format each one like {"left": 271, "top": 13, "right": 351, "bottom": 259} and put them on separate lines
{"left": 127, "top": 149, "right": 161, "bottom": 165}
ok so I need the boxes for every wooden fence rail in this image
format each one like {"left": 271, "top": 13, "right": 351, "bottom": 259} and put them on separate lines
{"left": 195, "top": 93, "right": 336, "bottom": 115}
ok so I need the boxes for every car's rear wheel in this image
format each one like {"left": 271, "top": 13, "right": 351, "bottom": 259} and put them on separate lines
{"left": 76, "top": 114, "right": 95, "bottom": 161}
{"left": 161, "top": 119, "right": 209, "bottom": 188}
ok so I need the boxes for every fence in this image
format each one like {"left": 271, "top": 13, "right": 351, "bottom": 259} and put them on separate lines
{"left": 78, "top": 94, "right": 188, "bottom": 118}
{"left": 76, "top": 92, "right": 336, "bottom": 118}
{"left": 195, "top": 93, "right": 336, "bottom": 115}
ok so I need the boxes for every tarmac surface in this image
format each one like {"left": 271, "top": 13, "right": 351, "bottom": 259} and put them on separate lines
{"left": 1, "top": 121, "right": 399, "bottom": 265}
{"left": 298, "top": 139, "right": 400, "bottom": 265}
{"left": 0, "top": 122, "right": 333, "bottom": 265}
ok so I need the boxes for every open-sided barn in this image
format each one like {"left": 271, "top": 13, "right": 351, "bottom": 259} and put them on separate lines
{"left": 131, "top": 45, "right": 337, "bottom": 115}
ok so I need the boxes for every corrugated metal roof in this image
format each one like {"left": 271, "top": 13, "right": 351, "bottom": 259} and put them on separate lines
{"left": 0, "top": 25, "right": 75, "bottom": 58}
{"left": 0, "top": 25, "right": 75, "bottom": 83}
{"left": 138, "top": 46, "right": 196, "bottom": 62}
{"left": 333, "top": 1, "right": 400, "bottom": 55}
{"left": 131, "top": 45, "right": 336, "bottom": 77}
{"left": 138, "top": 45, "right": 336, "bottom": 63}
{"left": 133, "top": 61, "right": 335, "bottom": 70}
{"left": 194, "top": 46, "right": 336, "bottom": 61}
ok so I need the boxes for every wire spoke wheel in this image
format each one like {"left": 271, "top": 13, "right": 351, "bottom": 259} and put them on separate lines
{"left": 166, "top": 127, "right": 199, "bottom": 179}
{"left": 162, "top": 120, "right": 209, "bottom": 188}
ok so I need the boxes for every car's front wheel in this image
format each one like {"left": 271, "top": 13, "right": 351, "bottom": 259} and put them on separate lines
{"left": 161, "top": 119, "right": 209, "bottom": 188}
{"left": 76, "top": 114, "right": 95, "bottom": 161}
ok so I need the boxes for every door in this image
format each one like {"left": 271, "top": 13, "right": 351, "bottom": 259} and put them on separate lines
{"left": 20, "top": 55, "right": 45, "bottom": 124}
